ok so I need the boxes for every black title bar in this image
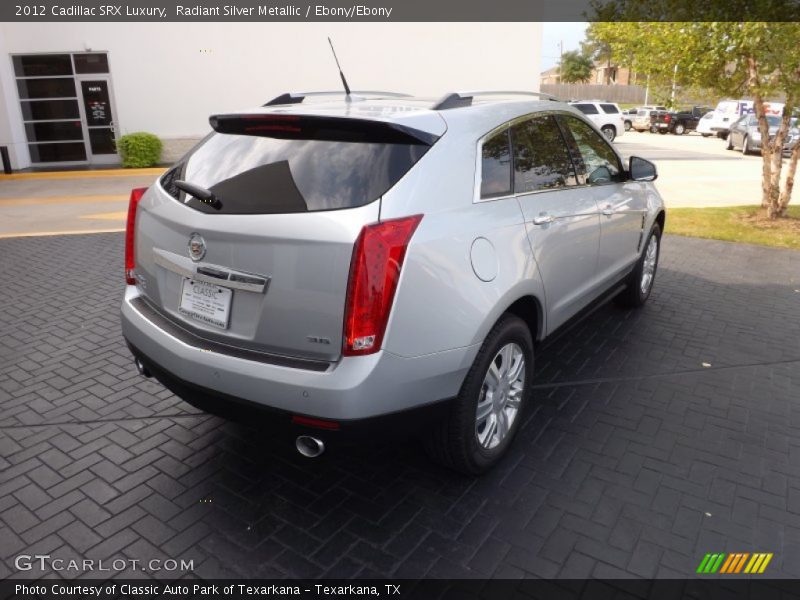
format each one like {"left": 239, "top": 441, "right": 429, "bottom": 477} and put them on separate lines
{"left": 3, "top": 0, "right": 800, "bottom": 22}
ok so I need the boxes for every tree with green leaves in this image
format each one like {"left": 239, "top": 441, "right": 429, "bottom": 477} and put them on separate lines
{"left": 559, "top": 50, "right": 594, "bottom": 83}
{"left": 581, "top": 28, "right": 614, "bottom": 84}
{"left": 587, "top": 18, "right": 800, "bottom": 219}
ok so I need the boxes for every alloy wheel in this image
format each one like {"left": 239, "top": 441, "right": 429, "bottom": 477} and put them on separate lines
{"left": 640, "top": 234, "right": 659, "bottom": 295}
{"left": 475, "top": 343, "right": 525, "bottom": 450}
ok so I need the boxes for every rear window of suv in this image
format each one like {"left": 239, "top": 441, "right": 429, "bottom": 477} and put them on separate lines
{"left": 600, "top": 104, "right": 619, "bottom": 114}
{"left": 574, "top": 104, "right": 599, "bottom": 115}
{"left": 160, "top": 123, "right": 432, "bottom": 215}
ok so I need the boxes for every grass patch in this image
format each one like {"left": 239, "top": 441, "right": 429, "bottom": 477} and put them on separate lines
{"left": 668, "top": 205, "right": 800, "bottom": 250}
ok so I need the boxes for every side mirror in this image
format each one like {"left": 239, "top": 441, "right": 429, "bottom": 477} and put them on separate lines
{"left": 629, "top": 156, "right": 657, "bottom": 182}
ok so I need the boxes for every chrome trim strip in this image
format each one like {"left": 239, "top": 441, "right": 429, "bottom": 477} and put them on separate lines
{"left": 129, "top": 296, "right": 331, "bottom": 372}
{"left": 153, "top": 249, "right": 269, "bottom": 293}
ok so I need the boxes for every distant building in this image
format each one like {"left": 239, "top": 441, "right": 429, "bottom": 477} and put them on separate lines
{"left": 540, "top": 61, "right": 639, "bottom": 86}
{"left": 590, "top": 62, "right": 638, "bottom": 85}
{"left": 540, "top": 65, "right": 562, "bottom": 85}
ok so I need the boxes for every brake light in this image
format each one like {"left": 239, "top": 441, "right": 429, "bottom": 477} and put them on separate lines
{"left": 125, "top": 188, "right": 147, "bottom": 285}
{"left": 343, "top": 215, "right": 423, "bottom": 356}
{"left": 665, "top": 114, "right": 671, "bottom": 123}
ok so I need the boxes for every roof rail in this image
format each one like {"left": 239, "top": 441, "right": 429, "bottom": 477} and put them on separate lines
{"left": 432, "top": 90, "right": 560, "bottom": 110}
{"left": 264, "top": 91, "right": 412, "bottom": 106}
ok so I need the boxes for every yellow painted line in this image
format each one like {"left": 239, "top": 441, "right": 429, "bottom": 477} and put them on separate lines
{"left": 720, "top": 554, "right": 736, "bottom": 574}
{"left": 0, "top": 195, "right": 127, "bottom": 207}
{"left": 0, "top": 228, "right": 124, "bottom": 239}
{"left": 80, "top": 211, "right": 128, "bottom": 220}
{"left": 758, "top": 553, "right": 773, "bottom": 573}
{"left": 0, "top": 167, "right": 165, "bottom": 181}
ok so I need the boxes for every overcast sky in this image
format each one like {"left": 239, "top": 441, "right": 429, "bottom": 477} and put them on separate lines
{"left": 541, "top": 22, "right": 589, "bottom": 71}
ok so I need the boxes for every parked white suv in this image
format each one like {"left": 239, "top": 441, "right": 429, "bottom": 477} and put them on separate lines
{"left": 569, "top": 100, "right": 626, "bottom": 141}
{"left": 121, "top": 90, "right": 664, "bottom": 473}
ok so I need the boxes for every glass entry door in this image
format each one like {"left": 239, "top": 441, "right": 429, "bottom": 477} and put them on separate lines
{"left": 77, "top": 77, "right": 117, "bottom": 164}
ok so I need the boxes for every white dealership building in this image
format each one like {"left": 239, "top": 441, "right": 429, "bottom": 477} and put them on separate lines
{"left": 0, "top": 23, "right": 542, "bottom": 170}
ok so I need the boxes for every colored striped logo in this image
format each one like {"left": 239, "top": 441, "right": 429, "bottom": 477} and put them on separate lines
{"left": 696, "top": 553, "right": 773, "bottom": 574}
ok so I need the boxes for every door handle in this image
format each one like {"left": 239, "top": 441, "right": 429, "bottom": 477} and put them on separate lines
{"left": 532, "top": 213, "right": 555, "bottom": 226}
{"left": 602, "top": 205, "right": 615, "bottom": 216}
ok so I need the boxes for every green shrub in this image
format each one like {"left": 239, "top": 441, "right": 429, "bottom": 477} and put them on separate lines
{"left": 116, "top": 132, "right": 163, "bottom": 168}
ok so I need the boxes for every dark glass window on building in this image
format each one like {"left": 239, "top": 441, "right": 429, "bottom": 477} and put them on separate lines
{"left": 511, "top": 116, "right": 578, "bottom": 193}
{"left": 28, "top": 142, "right": 87, "bottom": 163}
{"left": 74, "top": 54, "right": 110, "bottom": 74}
{"left": 88, "top": 129, "right": 116, "bottom": 154}
{"left": 20, "top": 99, "right": 81, "bottom": 121}
{"left": 13, "top": 54, "right": 72, "bottom": 77}
{"left": 25, "top": 121, "right": 84, "bottom": 143}
{"left": 17, "top": 78, "right": 77, "bottom": 99}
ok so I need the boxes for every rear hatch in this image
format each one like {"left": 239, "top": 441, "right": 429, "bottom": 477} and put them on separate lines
{"left": 133, "top": 110, "right": 441, "bottom": 363}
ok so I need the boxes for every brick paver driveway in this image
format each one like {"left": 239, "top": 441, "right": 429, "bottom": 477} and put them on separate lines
{"left": 1, "top": 233, "right": 799, "bottom": 580}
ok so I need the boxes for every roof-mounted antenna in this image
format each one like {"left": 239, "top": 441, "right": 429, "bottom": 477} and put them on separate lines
{"left": 327, "top": 37, "right": 352, "bottom": 98}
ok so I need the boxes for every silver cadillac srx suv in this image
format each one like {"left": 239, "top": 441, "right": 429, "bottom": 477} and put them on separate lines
{"left": 121, "top": 90, "right": 665, "bottom": 473}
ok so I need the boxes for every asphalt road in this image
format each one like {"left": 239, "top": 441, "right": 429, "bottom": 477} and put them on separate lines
{"left": 1, "top": 232, "right": 799, "bottom": 579}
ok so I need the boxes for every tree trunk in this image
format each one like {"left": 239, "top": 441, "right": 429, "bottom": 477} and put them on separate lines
{"left": 747, "top": 58, "right": 781, "bottom": 218}
{"left": 779, "top": 141, "right": 800, "bottom": 216}
{"left": 752, "top": 90, "right": 773, "bottom": 211}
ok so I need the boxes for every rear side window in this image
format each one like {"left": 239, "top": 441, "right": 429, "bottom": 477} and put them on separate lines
{"left": 600, "top": 103, "right": 619, "bottom": 114}
{"left": 511, "top": 115, "right": 578, "bottom": 193}
{"left": 559, "top": 115, "right": 623, "bottom": 185}
{"left": 574, "top": 104, "right": 599, "bottom": 115}
{"left": 480, "top": 129, "right": 512, "bottom": 198}
{"left": 161, "top": 130, "right": 430, "bottom": 214}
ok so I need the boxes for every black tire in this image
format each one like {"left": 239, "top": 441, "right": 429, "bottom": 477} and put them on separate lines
{"left": 701, "top": 133, "right": 711, "bottom": 138}
{"left": 726, "top": 135, "right": 734, "bottom": 150}
{"left": 624, "top": 120, "right": 632, "bottom": 131}
{"left": 742, "top": 136, "right": 750, "bottom": 155}
{"left": 426, "top": 314, "right": 533, "bottom": 475}
{"left": 650, "top": 126, "right": 658, "bottom": 133}
{"left": 601, "top": 125, "right": 616, "bottom": 142}
{"left": 616, "top": 223, "right": 662, "bottom": 308}
{"left": 674, "top": 123, "right": 685, "bottom": 135}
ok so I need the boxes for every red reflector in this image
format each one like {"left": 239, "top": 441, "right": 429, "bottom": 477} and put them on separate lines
{"left": 291, "top": 415, "right": 340, "bottom": 430}
{"left": 125, "top": 188, "right": 147, "bottom": 285}
{"left": 343, "top": 215, "right": 423, "bottom": 356}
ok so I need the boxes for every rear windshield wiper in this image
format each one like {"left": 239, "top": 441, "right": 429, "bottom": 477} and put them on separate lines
{"left": 174, "top": 180, "right": 223, "bottom": 211}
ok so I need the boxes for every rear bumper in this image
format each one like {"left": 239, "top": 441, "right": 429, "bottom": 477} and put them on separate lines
{"left": 121, "top": 287, "right": 477, "bottom": 421}
{"left": 128, "top": 341, "right": 454, "bottom": 441}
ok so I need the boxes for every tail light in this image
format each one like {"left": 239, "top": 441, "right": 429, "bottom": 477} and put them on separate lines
{"left": 343, "top": 215, "right": 423, "bottom": 356}
{"left": 125, "top": 188, "right": 147, "bottom": 285}
{"left": 664, "top": 114, "right": 671, "bottom": 123}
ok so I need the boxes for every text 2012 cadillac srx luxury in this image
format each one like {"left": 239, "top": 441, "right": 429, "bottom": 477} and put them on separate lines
{"left": 121, "top": 90, "right": 665, "bottom": 473}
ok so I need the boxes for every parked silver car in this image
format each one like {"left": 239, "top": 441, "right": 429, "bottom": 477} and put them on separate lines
{"left": 121, "top": 90, "right": 666, "bottom": 473}
{"left": 727, "top": 113, "right": 784, "bottom": 154}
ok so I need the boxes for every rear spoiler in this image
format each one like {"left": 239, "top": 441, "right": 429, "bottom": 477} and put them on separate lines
{"left": 209, "top": 113, "right": 440, "bottom": 146}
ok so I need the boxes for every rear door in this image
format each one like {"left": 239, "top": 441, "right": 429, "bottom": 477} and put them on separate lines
{"left": 507, "top": 114, "right": 602, "bottom": 332}
{"left": 558, "top": 114, "right": 647, "bottom": 282}
{"left": 133, "top": 115, "right": 437, "bottom": 362}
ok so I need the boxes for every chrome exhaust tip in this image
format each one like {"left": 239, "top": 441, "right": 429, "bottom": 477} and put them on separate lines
{"left": 134, "top": 358, "right": 152, "bottom": 378}
{"left": 295, "top": 435, "right": 325, "bottom": 458}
